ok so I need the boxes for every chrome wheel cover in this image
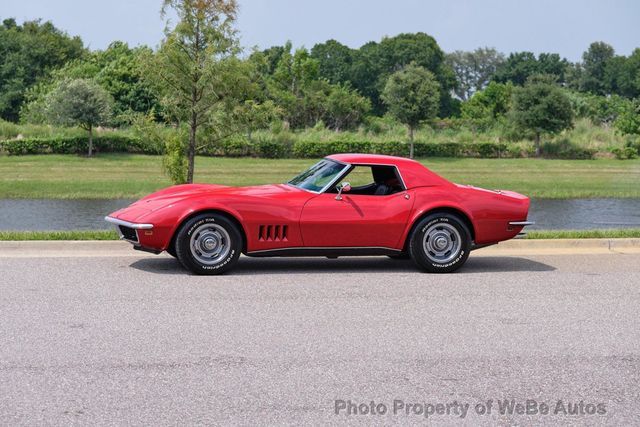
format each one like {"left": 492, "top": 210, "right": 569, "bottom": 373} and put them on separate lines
{"left": 423, "top": 222, "right": 462, "bottom": 264}
{"left": 189, "top": 223, "right": 231, "bottom": 265}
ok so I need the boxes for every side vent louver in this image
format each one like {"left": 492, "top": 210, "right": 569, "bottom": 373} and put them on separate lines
{"left": 259, "top": 224, "right": 288, "bottom": 241}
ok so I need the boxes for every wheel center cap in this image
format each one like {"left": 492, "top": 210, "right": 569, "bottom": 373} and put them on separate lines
{"left": 203, "top": 237, "right": 217, "bottom": 251}
{"left": 434, "top": 236, "right": 448, "bottom": 250}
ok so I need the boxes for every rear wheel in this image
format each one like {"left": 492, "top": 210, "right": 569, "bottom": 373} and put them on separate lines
{"left": 175, "top": 213, "right": 242, "bottom": 275}
{"left": 409, "top": 213, "right": 471, "bottom": 273}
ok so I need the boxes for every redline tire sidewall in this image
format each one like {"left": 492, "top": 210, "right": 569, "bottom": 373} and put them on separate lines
{"left": 409, "top": 214, "right": 471, "bottom": 273}
{"left": 175, "top": 214, "right": 242, "bottom": 275}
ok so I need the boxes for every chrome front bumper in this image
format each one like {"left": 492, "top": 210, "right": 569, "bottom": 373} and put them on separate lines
{"left": 105, "top": 216, "right": 154, "bottom": 244}
{"left": 104, "top": 217, "right": 154, "bottom": 229}
{"left": 509, "top": 221, "right": 535, "bottom": 227}
{"left": 509, "top": 220, "right": 535, "bottom": 238}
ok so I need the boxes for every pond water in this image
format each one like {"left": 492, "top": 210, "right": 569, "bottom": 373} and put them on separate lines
{"left": 0, "top": 198, "right": 639, "bottom": 231}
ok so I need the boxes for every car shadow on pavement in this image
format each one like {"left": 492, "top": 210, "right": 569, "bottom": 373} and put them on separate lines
{"left": 129, "top": 255, "right": 555, "bottom": 276}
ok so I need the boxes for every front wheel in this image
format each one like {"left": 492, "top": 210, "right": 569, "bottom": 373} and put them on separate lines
{"left": 409, "top": 213, "right": 471, "bottom": 273}
{"left": 175, "top": 213, "right": 242, "bottom": 275}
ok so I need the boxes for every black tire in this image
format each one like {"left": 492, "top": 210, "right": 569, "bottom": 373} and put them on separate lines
{"left": 408, "top": 213, "right": 471, "bottom": 273}
{"left": 174, "top": 213, "right": 242, "bottom": 275}
{"left": 166, "top": 243, "right": 177, "bottom": 258}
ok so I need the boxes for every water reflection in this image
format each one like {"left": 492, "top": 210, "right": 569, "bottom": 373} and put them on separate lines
{"left": 0, "top": 198, "right": 639, "bottom": 231}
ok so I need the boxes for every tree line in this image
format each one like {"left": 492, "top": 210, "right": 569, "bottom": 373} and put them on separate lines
{"left": 1, "top": 0, "right": 639, "bottom": 181}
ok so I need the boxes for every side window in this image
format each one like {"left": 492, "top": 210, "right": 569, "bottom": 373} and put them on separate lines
{"left": 330, "top": 165, "right": 404, "bottom": 196}
{"left": 344, "top": 166, "right": 375, "bottom": 188}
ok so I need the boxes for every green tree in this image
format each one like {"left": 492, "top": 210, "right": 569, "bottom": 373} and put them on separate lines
{"left": 604, "top": 48, "right": 640, "bottom": 99}
{"left": 145, "top": 0, "right": 240, "bottom": 183}
{"left": 614, "top": 99, "right": 640, "bottom": 135}
{"left": 263, "top": 44, "right": 369, "bottom": 131}
{"left": 381, "top": 63, "right": 440, "bottom": 158}
{"left": 0, "top": 19, "right": 85, "bottom": 121}
{"left": 494, "top": 52, "right": 568, "bottom": 86}
{"left": 460, "top": 81, "right": 513, "bottom": 131}
{"left": 510, "top": 76, "right": 574, "bottom": 156}
{"left": 580, "top": 42, "right": 615, "bottom": 95}
{"left": 350, "top": 33, "right": 454, "bottom": 116}
{"left": 323, "top": 84, "right": 371, "bottom": 131}
{"left": 232, "top": 100, "right": 281, "bottom": 140}
{"left": 46, "top": 79, "right": 113, "bottom": 156}
{"left": 446, "top": 47, "right": 505, "bottom": 100}
{"left": 266, "top": 45, "right": 321, "bottom": 128}
{"left": 21, "top": 41, "right": 159, "bottom": 125}
{"left": 310, "top": 39, "right": 354, "bottom": 84}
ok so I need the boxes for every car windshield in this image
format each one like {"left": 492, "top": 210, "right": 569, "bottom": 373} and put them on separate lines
{"left": 287, "top": 159, "right": 348, "bottom": 192}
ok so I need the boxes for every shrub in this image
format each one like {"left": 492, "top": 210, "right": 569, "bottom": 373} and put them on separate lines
{"left": 0, "top": 133, "right": 605, "bottom": 160}
{"left": 612, "top": 137, "right": 640, "bottom": 159}
{"left": 474, "top": 142, "right": 508, "bottom": 158}
{"left": 541, "top": 138, "right": 596, "bottom": 160}
{"left": 218, "top": 135, "right": 252, "bottom": 157}
{"left": 292, "top": 140, "right": 375, "bottom": 158}
{"left": 414, "top": 142, "right": 464, "bottom": 157}
{"left": 373, "top": 141, "right": 407, "bottom": 157}
{"left": 0, "top": 135, "right": 147, "bottom": 155}
{"left": 254, "top": 136, "right": 291, "bottom": 158}
{"left": 612, "top": 147, "right": 638, "bottom": 160}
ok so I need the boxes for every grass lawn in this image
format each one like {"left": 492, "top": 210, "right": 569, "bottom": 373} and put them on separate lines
{"left": 0, "top": 154, "right": 639, "bottom": 199}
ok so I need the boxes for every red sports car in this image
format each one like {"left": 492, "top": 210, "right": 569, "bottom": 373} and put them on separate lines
{"left": 106, "top": 154, "right": 533, "bottom": 274}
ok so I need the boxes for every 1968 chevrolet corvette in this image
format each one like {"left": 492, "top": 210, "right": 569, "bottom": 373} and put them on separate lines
{"left": 106, "top": 154, "right": 533, "bottom": 275}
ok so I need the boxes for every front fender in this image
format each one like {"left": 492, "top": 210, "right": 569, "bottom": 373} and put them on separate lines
{"left": 136, "top": 199, "right": 247, "bottom": 252}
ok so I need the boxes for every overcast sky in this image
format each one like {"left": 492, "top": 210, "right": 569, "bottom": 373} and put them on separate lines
{"left": 2, "top": 0, "right": 639, "bottom": 61}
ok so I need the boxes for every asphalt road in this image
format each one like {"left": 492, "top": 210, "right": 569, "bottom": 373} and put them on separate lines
{"left": 1, "top": 252, "right": 639, "bottom": 426}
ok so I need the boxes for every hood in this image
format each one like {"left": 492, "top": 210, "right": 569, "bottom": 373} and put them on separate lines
{"left": 110, "top": 183, "right": 299, "bottom": 222}
{"left": 135, "top": 183, "right": 296, "bottom": 203}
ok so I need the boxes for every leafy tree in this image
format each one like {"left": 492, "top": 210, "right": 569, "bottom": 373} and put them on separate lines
{"left": 324, "top": 84, "right": 371, "bottom": 131}
{"left": 348, "top": 41, "right": 382, "bottom": 112}
{"left": 603, "top": 48, "right": 640, "bottom": 99}
{"left": 46, "top": 79, "right": 113, "bottom": 156}
{"left": 267, "top": 45, "right": 321, "bottom": 128}
{"left": 510, "top": 76, "right": 573, "bottom": 156}
{"left": 381, "top": 63, "right": 440, "bottom": 158}
{"left": 264, "top": 44, "right": 369, "bottom": 130}
{"left": 144, "top": 0, "right": 241, "bottom": 183}
{"left": 93, "top": 42, "right": 159, "bottom": 122}
{"left": 614, "top": 99, "right": 640, "bottom": 135}
{"left": 580, "top": 42, "right": 615, "bottom": 95}
{"left": 21, "top": 41, "right": 159, "bottom": 125}
{"left": 461, "top": 81, "right": 513, "bottom": 130}
{"left": 446, "top": 47, "right": 505, "bottom": 100}
{"left": 232, "top": 100, "right": 281, "bottom": 140}
{"left": 350, "top": 33, "right": 454, "bottom": 116}
{"left": 0, "top": 18, "right": 85, "bottom": 121}
{"left": 494, "top": 52, "right": 568, "bottom": 86}
{"left": 310, "top": 39, "right": 354, "bottom": 84}
{"left": 253, "top": 45, "right": 289, "bottom": 75}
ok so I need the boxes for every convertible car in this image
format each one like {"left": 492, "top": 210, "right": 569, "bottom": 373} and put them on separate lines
{"left": 106, "top": 154, "right": 533, "bottom": 274}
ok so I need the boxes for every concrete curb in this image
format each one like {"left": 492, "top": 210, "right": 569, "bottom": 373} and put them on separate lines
{"left": 1, "top": 239, "right": 640, "bottom": 258}
{"left": 0, "top": 241, "right": 145, "bottom": 258}
{"left": 475, "top": 238, "right": 640, "bottom": 256}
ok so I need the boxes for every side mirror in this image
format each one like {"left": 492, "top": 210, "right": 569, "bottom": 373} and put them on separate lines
{"left": 335, "top": 182, "right": 351, "bottom": 201}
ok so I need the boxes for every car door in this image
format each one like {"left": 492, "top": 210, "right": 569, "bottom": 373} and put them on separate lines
{"left": 299, "top": 165, "right": 414, "bottom": 248}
